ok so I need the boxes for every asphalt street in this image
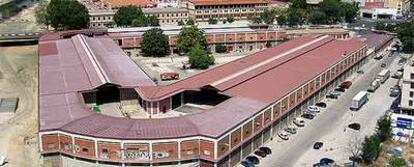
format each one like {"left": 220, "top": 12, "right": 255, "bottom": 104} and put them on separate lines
{"left": 255, "top": 52, "right": 399, "bottom": 167}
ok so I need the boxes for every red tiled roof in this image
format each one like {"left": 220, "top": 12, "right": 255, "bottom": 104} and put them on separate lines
{"left": 110, "top": 0, "right": 155, "bottom": 8}
{"left": 362, "top": 2, "right": 384, "bottom": 9}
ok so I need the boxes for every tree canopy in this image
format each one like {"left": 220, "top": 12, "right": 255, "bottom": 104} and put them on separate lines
{"left": 141, "top": 28, "right": 169, "bottom": 57}
{"left": 389, "top": 155, "right": 406, "bottom": 167}
{"left": 226, "top": 16, "right": 235, "bottom": 23}
{"left": 361, "top": 134, "right": 381, "bottom": 164}
{"left": 397, "top": 21, "right": 414, "bottom": 52}
{"left": 208, "top": 17, "right": 218, "bottom": 24}
{"left": 308, "top": 10, "right": 328, "bottom": 25}
{"left": 44, "top": 0, "right": 89, "bottom": 30}
{"left": 260, "top": 9, "right": 276, "bottom": 24}
{"left": 176, "top": 26, "right": 208, "bottom": 54}
{"left": 186, "top": 18, "right": 195, "bottom": 25}
{"left": 114, "top": 5, "right": 159, "bottom": 27}
{"left": 320, "top": 0, "right": 344, "bottom": 24}
{"left": 376, "top": 115, "right": 392, "bottom": 142}
{"left": 188, "top": 46, "right": 214, "bottom": 69}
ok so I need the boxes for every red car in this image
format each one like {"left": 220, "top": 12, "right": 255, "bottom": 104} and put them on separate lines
{"left": 160, "top": 73, "right": 179, "bottom": 81}
{"left": 340, "top": 81, "right": 352, "bottom": 89}
{"left": 254, "top": 150, "right": 267, "bottom": 158}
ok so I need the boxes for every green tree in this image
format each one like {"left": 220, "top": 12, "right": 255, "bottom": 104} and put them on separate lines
{"left": 186, "top": 18, "right": 195, "bottom": 25}
{"left": 226, "top": 16, "right": 235, "bottom": 23}
{"left": 45, "top": 0, "right": 89, "bottom": 30}
{"left": 361, "top": 134, "right": 381, "bottom": 164}
{"left": 396, "top": 21, "right": 414, "bottom": 52}
{"left": 208, "top": 17, "right": 218, "bottom": 24}
{"left": 215, "top": 44, "right": 227, "bottom": 53}
{"left": 188, "top": 46, "right": 214, "bottom": 69}
{"left": 260, "top": 9, "right": 276, "bottom": 24}
{"left": 291, "top": 0, "right": 307, "bottom": 9}
{"left": 389, "top": 155, "right": 406, "bottom": 167}
{"left": 147, "top": 15, "right": 160, "bottom": 26}
{"left": 308, "top": 10, "right": 328, "bottom": 25}
{"left": 176, "top": 26, "right": 208, "bottom": 54}
{"left": 141, "top": 28, "right": 169, "bottom": 57}
{"left": 276, "top": 14, "right": 287, "bottom": 26}
{"left": 178, "top": 20, "right": 185, "bottom": 26}
{"left": 286, "top": 9, "right": 305, "bottom": 27}
{"left": 131, "top": 17, "right": 147, "bottom": 27}
{"left": 376, "top": 114, "right": 392, "bottom": 142}
{"left": 320, "top": 0, "right": 344, "bottom": 24}
{"left": 248, "top": 15, "right": 262, "bottom": 24}
{"left": 375, "top": 21, "right": 387, "bottom": 30}
{"left": 342, "top": 2, "right": 359, "bottom": 23}
{"left": 114, "top": 5, "right": 145, "bottom": 27}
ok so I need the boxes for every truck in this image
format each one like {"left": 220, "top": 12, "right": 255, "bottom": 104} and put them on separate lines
{"left": 376, "top": 69, "right": 390, "bottom": 83}
{"left": 350, "top": 91, "right": 368, "bottom": 111}
{"left": 160, "top": 73, "right": 179, "bottom": 81}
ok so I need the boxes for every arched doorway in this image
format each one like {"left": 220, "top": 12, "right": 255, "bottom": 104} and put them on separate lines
{"left": 96, "top": 84, "right": 120, "bottom": 105}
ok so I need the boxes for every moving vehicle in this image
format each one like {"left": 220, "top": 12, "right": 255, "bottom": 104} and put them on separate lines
{"left": 246, "top": 156, "right": 260, "bottom": 165}
{"left": 254, "top": 150, "right": 267, "bottom": 158}
{"left": 294, "top": 117, "right": 305, "bottom": 127}
{"left": 350, "top": 91, "right": 368, "bottom": 110}
{"left": 340, "top": 81, "right": 352, "bottom": 89}
{"left": 374, "top": 53, "right": 383, "bottom": 60}
{"left": 367, "top": 80, "right": 380, "bottom": 92}
{"left": 307, "top": 105, "right": 320, "bottom": 113}
{"left": 376, "top": 69, "right": 390, "bottom": 83}
{"left": 278, "top": 131, "right": 289, "bottom": 140}
{"left": 348, "top": 123, "right": 361, "bottom": 130}
{"left": 315, "top": 102, "right": 327, "bottom": 108}
{"left": 259, "top": 147, "right": 272, "bottom": 155}
{"left": 313, "top": 142, "right": 324, "bottom": 149}
{"left": 284, "top": 126, "right": 297, "bottom": 134}
{"left": 160, "top": 72, "right": 179, "bottom": 81}
{"left": 241, "top": 160, "right": 255, "bottom": 167}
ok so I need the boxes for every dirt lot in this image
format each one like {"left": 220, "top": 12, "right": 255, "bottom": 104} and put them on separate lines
{"left": 0, "top": 45, "right": 39, "bottom": 167}
{"left": 0, "top": 0, "right": 44, "bottom": 33}
{"left": 361, "top": 140, "right": 414, "bottom": 167}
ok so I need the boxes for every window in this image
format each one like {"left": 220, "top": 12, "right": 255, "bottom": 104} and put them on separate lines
{"left": 411, "top": 73, "right": 414, "bottom": 79}
{"left": 409, "top": 100, "right": 413, "bottom": 106}
{"left": 82, "top": 148, "right": 88, "bottom": 153}
{"left": 411, "top": 83, "right": 414, "bottom": 89}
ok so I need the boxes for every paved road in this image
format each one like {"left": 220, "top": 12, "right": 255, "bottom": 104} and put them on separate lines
{"left": 257, "top": 53, "right": 399, "bottom": 167}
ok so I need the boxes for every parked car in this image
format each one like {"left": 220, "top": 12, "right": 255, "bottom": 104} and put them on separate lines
{"left": 160, "top": 72, "right": 179, "bottom": 81}
{"left": 326, "top": 93, "right": 339, "bottom": 99}
{"left": 294, "top": 117, "right": 305, "bottom": 127}
{"left": 315, "top": 102, "right": 327, "bottom": 108}
{"left": 340, "top": 81, "right": 352, "bottom": 89}
{"left": 302, "top": 113, "right": 315, "bottom": 119}
{"left": 246, "top": 156, "right": 260, "bottom": 165}
{"left": 357, "top": 70, "right": 364, "bottom": 74}
{"left": 307, "top": 105, "right": 320, "bottom": 113}
{"left": 241, "top": 160, "right": 255, "bottom": 167}
{"left": 335, "top": 87, "right": 346, "bottom": 92}
{"left": 0, "top": 156, "right": 6, "bottom": 166}
{"left": 254, "top": 150, "right": 267, "bottom": 158}
{"left": 284, "top": 126, "right": 297, "bottom": 134}
{"left": 390, "top": 85, "right": 401, "bottom": 97}
{"left": 392, "top": 71, "right": 403, "bottom": 79}
{"left": 278, "top": 131, "right": 290, "bottom": 140}
{"left": 320, "top": 158, "right": 335, "bottom": 165}
{"left": 313, "top": 142, "right": 324, "bottom": 149}
{"left": 348, "top": 123, "right": 361, "bottom": 130}
{"left": 259, "top": 147, "right": 272, "bottom": 155}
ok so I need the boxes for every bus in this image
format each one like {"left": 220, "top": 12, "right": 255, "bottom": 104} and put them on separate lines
{"left": 376, "top": 69, "right": 390, "bottom": 83}
{"left": 350, "top": 91, "right": 368, "bottom": 110}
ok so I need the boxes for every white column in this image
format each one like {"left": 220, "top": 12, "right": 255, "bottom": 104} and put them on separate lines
{"left": 94, "top": 139, "right": 98, "bottom": 159}
{"left": 72, "top": 136, "right": 76, "bottom": 154}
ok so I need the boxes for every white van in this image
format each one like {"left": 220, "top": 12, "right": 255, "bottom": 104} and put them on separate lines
{"left": 367, "top": 80, "right": 380, "bottom": 92}
{"left": 377, "top": 69, "right": 390, "bottom": 83}
{"left": 0, "top": 156, "right": 7, "bottom": 166}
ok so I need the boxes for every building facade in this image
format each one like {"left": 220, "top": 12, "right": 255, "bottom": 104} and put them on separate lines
{"left": 107, "top": 25, "right": 350, "bottom": 56}
{"left": 38, "top": 33, "right": 380, "bottom": 167}
{"left": 179, "top": 0, "right": 268, "bottom": 22}
{"left": 143, "top": 7, "right": 190, "bottom": 25}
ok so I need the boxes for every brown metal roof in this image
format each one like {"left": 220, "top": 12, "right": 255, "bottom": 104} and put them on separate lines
{"left": 39, "top": 34, "right": 367, "bottom": 140}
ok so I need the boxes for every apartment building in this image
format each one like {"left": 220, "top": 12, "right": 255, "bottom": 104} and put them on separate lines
{"left": 143, "top": 7, "right": 190, "bottom": 25}
{"left": 400, "top": 62, "right": 414, "bottom": 115}
{"left": 179, "top": 0, "right": 269, "bottom": 22}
